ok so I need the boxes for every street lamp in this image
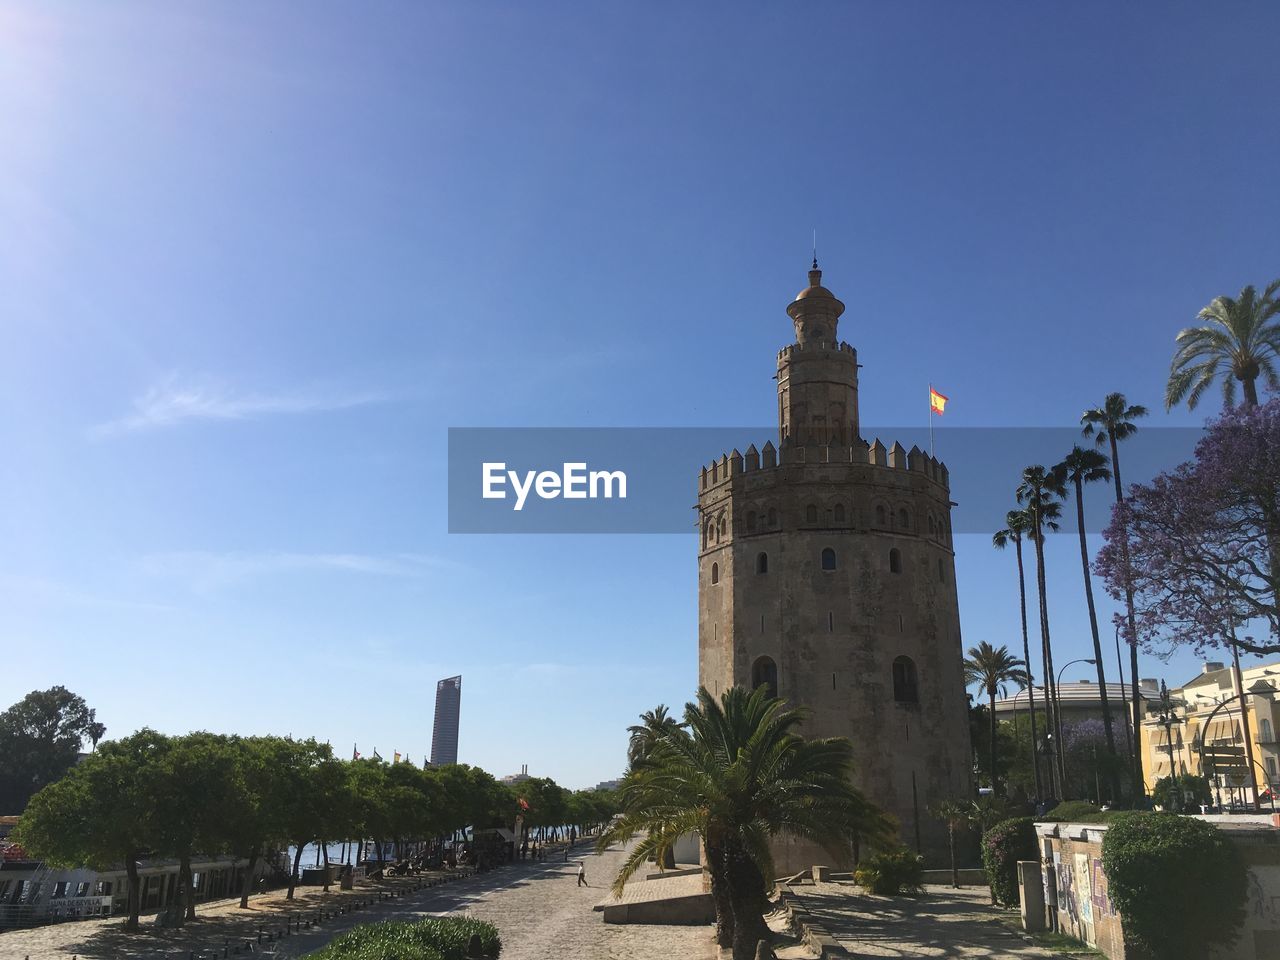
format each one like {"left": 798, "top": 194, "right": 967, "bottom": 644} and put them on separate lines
{"left": 1153, "top": 680, "right": 1185, "bottom": 811}
{"left": 1053, "top": 659, "right": 1097, "bottom": 797}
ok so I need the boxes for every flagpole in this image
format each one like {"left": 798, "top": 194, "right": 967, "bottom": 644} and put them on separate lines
{"left": 928, "top": 383, "right": 935, "bottom": 457}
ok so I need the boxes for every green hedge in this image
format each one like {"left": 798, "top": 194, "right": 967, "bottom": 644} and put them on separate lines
{"left": 981, "top": 817, "right": 1037, "bottom": 907}
{"left": 306, "top": 917, "right": 501, "bottom": 960}
{"left": 853, "top": 848, "right": 923, "bottom": 896}
{"left": 1102, "top": 813, "right": 1245, "bottom": 960}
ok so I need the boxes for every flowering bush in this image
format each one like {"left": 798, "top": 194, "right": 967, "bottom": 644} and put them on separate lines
{"left": 980, "top": 817, "right": 1037, "bottom": 906}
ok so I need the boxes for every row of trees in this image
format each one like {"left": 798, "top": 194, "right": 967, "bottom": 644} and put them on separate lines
{"left": 14, "top": 730, "right": 616, "bottom": 932}
{"left": 980, "top": 279, "right": 1280, "bottom": 803}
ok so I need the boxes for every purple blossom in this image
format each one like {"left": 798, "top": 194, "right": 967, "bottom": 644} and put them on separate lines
{"left": 1095, "top": 398, "right": 1280, "bottom": 656}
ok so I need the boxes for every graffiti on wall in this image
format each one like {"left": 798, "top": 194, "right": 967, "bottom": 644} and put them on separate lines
{"left": 1089, "top": 856, "right": 1114, "bottom": 919}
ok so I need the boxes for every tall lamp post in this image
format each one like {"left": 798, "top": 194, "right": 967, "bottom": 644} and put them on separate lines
{"left": 1055, "top": 658, "right": 1097, "bottom": 799}
{"left": 1153, "top": 680, "right": 1185, "bottom": 811}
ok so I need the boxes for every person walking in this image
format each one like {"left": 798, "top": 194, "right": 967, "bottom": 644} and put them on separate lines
{"left": 577, "top": 861, "right": 587, "bottom": 887}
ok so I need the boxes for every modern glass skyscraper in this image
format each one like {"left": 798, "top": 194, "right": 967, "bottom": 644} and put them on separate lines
{"left": 430, "top": 675, "right": 462, "bottom": 766}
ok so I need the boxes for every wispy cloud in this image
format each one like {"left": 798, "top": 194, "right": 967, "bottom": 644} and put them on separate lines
{"left": 92, "top": 376, "right": 387, "bottom": 437}
{"left": 138, "top": 550, "right": 465, "bottom": 592}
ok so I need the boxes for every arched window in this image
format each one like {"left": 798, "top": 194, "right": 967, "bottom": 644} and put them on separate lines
{"left": 875, "top": 505, "right": 887, "bottom": 526}
{"left": 711, "top": 562, "right": 719, "bottom": 585}
{"left": 757, "top": 552, "right": 768, "bottom": 574}
{"left": 806, "top": 504, "right": 818, "bottom": 524}
{"left": 897, "top": 507, "right": 910, "bottom": 529}
{"left": 767, "top": 508, "right": 778, "bottom": 527}
{"left": 1264, "top": 718, "right": 1274, "bottom": 742}
{"left": 719, "top": 517, "right": 727, "bottom": 537}
{"left": 834, "top": 503, "right": 846, "bottom": 523}
{"left": 821, "top": 547, "right": 837, "bottom": 571}
{"left": 927, "top": 516, "right": 935, "bottom": 535}
{"left": 703, "top": 522, "right": 713, "bottom": 548}
{"left": 893, "top": 656, "right": 919, "bottom": 703}
{"left": 746, "top": 511, "right": 757, "bottom": 533}
{"left": 938, "top": 557, "right": 946, "bottom": 582}
{"left": 751, "top": 656, "right": 778, "bottom": 699}
{"left": 889, "top": 548, "right": 902, "bottom": 574}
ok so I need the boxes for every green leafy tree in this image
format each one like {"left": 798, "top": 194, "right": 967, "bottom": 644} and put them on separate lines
{"left": 146, "top": 732, "right": 243, "bottom": 921}
{"left": 963, "top": 642, "right": 1027, "bottom": 796}
{"left": 1152, "top": 773, "right": 1213, "bottom": 812}
{"left": 1054, "top": 445, "right": 1119, "bottom": 778}
{"left": 1167, "top": 280, "right": 1280, "bottom": 410}
{"left": 992, "top": 508, "right": 1043, "bottom": 798}
{"left": 1082, "top": 392, "right": 1148, "bottom": 795}
{"left": 599, "top": 685, "right": 893, "bottom": 960}
{"left": 15, "top": 729, "right": 166, "bottom": 930}
{"left": 1016, "top": 465, "right": 1065, "bottom": 793}
{"left": 0, "top": 686, "right": 101, "bottom": 812}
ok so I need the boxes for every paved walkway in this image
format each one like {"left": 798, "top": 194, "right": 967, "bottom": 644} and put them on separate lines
{"left": 788, "top": 882, "right": 1061, "bottom": 958}
{"left": 0, "top": 843, "right": 718, "bottom": 960}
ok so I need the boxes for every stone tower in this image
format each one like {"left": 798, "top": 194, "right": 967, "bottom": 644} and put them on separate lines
{"left": 697, "top": 263, "right": 972, "bottom": 872}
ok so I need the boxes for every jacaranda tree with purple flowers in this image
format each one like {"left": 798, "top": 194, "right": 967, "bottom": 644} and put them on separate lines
{"left": 1096, "top": 398, "right": 1280, "bottom": 655}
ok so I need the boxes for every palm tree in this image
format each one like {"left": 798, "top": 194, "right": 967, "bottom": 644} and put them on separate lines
{"left": 1053, "top": 446, "right": 1118, "bottom": 785}
{"left": 600, "top": 686, "right": 892, "bottom": 960}
{"left": 963, "top": 642, "right": 1028, "bottom": 796}
{"left": 993, "top": 509, "right": 1042, "bottom": 800}
{"left": 1082, "top": 393, "right": 1148, "bottom": 796}
{"left": 1166, "top": 280, "right": 1280, "bottom": 409}
{"left": 1016, "top": 466, "right": 1065, "bottom": 794}
{"left": 87, "top": 721, "right": 107, "bottom": 753}
{"left": 625, "top": 704, "right": 681, "bottom": 769}
{"left": 928, "top": 799, "right": 974, "bottom": 889}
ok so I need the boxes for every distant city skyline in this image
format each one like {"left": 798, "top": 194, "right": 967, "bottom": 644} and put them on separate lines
{"left": 430, "top": 675, "right": 462, "bottom": 767}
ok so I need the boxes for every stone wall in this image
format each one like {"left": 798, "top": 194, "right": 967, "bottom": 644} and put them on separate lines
{"left": 1028, "top": 819, "right": 1280, "bottom": 960}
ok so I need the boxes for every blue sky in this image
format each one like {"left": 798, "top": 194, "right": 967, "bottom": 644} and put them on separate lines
{"left": 2, "top": 2, "right": 1278, "bottom": 788}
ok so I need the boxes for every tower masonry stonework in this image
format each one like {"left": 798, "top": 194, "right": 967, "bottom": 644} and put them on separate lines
{"left": 696, "top": 263, "right": 972, "bottom": 872}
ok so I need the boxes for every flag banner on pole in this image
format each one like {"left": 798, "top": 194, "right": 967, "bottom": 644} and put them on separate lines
{"left": 393, "top": 751, "right": 401, "bottom": 764}
{"left": 352, "top": 744, "right": 360, "bottom": 761}
{"left": 929, "top": 387, "right": 949, "bottom": 415}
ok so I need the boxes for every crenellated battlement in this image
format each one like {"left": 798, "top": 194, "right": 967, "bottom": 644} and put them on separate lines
{"left": 698, "top": 438, "right": 949, "bottom": 492}
{"left": 777, "top": 340, "right": 857, "bottom": 362}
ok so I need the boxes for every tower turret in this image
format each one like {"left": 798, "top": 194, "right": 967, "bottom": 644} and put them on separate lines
{"left": 777, "top": 262, "right": 860, "bottom": 447}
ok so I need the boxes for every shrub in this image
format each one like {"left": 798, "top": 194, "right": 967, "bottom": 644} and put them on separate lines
{"left": 1151, "top": 774, "right": 1213, "bottom": 812}
{"left": 1037, "top": 800, "right": 1102, "bottom": 823}
{"left": 306, "top": 917, "right": 501, "bottom": 960}
{"left": 853, "top": 847, "right": 924, "bottom": 896}
{"left": 981, "top": 816, "right": 1037, "bottom": 907}
{"left": 1102, "top": 814, "right": 1246, "bottom": 960}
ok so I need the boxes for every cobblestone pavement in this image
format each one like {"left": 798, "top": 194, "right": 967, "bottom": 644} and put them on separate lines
{"left": 788, "top": 882, "right": 1061, "bottom": 958}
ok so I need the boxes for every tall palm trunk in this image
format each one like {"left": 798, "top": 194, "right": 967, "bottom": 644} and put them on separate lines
{"left": 1072, "top": 476, "right": 1118, "bottom": 791}
{"left": 705, "top": 836, "right": 735, "bottom": 948}
{"left": 1243, "top": 374, "right": 1260, "bottom": 407}
{"left": 1110, "top": 434, "right": 1144, "bottom": 800}
{"left": 1032, "top": 523, "right": 1064, "bottom": 794}
{"left": 1014, "top": 538, "right": 1043, "bottom": 799}
{"left": 724, "top": 841, "right": 770, "bottom": 960}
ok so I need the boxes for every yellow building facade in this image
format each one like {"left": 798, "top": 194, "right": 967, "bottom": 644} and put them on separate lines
{"left": 1140, "top": 659, "right": 1280, "bottom": 807}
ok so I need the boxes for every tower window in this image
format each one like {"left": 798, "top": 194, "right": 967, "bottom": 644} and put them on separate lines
{"left": 747, "top": 511, "right": 757, "bottom": 533}
{"left": 703, "top": 522, "right": 713, "bottom": 548}
{"left": 834, "top": 503, "right": 846, "bottom": 523}
{"left": 756, "top": 552, "right": 768, "bottom": 574}
{"left": 751, "top": 656, "right": 778, "bottom": 699}
{"left": 767, "top": 508, "right": 778, "bottom": 527}
{"left": 806, "top": 504, "right": 818, "bottom": 524}
{"left": 711, "top": 562, "right": 719, "bottom": 585}
{"left": 889, "top": 548, "right": 902, "bottom": 574}
{"left": 927, "top": 516, "right": 935, "bottom": 535}
{"left": 893, "top": 656, "right": 919, "bottom": 703}
{"left": 821, "top": 547, "right": 837, "bottom": 571}
{"left": 897, "top": 508, "right": 910, "bottom": 529}
{"left": 875, "top": 505, "right": 887, "bottom": 526}
{"left": 938, "top": 558, "right": 946, "bottom": 582}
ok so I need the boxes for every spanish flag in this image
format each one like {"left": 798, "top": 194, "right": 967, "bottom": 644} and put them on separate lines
{"left": 929, "top": 386, "right": 949, "bottom": 415}
{"left": 393, "top": 751, "right": 401, "bottom": 764}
